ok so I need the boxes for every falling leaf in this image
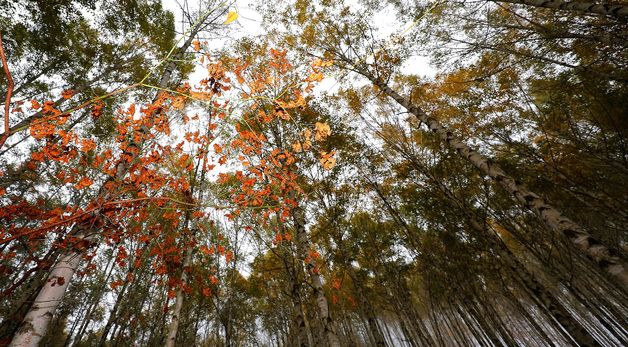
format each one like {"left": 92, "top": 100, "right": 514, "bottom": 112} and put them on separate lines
{"left": 225, "top": 11, "right": 238, "bottom": 24}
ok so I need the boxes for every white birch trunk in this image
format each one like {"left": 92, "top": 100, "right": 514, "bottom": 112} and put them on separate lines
{"left": 9, "top": 252, "right": 82, "bottom": 347}
{"left": 292, "top": 206, "right": 341, "bottom": 347}
{"left": 164, "top": 249, "right": 192, "bottom": 347}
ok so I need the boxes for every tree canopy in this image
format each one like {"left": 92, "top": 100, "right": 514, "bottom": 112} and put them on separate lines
{"left": 0, "top": 0, "right": 627, "bottom": 346}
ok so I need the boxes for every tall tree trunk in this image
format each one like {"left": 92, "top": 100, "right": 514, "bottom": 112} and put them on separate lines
{"left": 278, "top": 220, "right": 310, "bottom": 347}
{"left": 502, "top": 284, "right": 558, "bottom": 347}
{"left": 358, "top": 70, "right": 627, "bottom": 287}
{"left": 8, "top": 247, "right": 83, "bottom": 347}
{"left": 392, "top": 282, "right": 434, "bottom": 346}
{"left": 164, "top": 247, "right": 193, "bottom": 347}
{"left": 290, "top": 298, "right": 309, "bottom": 347}
{"left": 463, "top": 295, "right": 503, "bottom": 346}
{"left": 383, "top": 141, "right": 601, "bottom": 346}
{"left": 491, "top": 0, "right": 628, "bottom": 18}
{"left": 445, "top": 305, "right": 474, "bottom": 346}
{"left": 355, "top": 281, "right": 386, "bottom": 347}
{"left": 98, "top": 271, "right": 135, "bottom": 347}
{"left": 475, "top": 294, "right": 518, "bottom": 347}
{"left": 292, "top": 206, "right": 341, "bottom": 347}
{"left": 452, "top": 183, "right": 600, "bottom": 346}
{"left": 338, "top": 236, "right": 386, "bottom": 347}
{"left": 0, "top": 258, "right": 52, "bottom": 345}
{"left": 505, "top": 250, "right": 601, "bottom": 346}
{"left": 426, "top": 289, "right": 446, "bottom": 347}
{"left": 395, "top": 314, "right": 419, "bottom": 347}
{"left": 456, "top": 303, "right": 490, "bottom": 347}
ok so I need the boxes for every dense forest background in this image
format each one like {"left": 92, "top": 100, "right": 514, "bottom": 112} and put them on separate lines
{"left": 0, "top": 0, "right": 627, "bottom": 346}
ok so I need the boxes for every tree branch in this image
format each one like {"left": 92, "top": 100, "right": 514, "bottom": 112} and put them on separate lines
{"left": 0, "top": 33, "right": 14, "bottom": 150}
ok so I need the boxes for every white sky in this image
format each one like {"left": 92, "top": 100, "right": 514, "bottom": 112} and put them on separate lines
{"left": 160, "top": 0, "right": 435, "bottom": 90}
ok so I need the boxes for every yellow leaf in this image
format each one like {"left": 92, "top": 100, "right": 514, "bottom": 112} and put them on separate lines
{"left": 225, "top": 11, "right": 238, "bottom": 24}
{"left": 320, "top": 151, "right": 336, "bottom": 170}
{"left": 307, "top": 72, "right": 324, "bottom": 82}
{"left": 302, "top": 128, "right": 312, "bottom": 139}
{"left": 302, "top": 139, "right": 312, "bottom": 151}
{"left": 172, "top": 96, "right": 186, "bottom": 110}
{"left": 314, "top": 122, "right": 331, "bottom": 141}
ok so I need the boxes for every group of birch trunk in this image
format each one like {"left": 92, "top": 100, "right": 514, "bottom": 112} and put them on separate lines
{"left": 1, "top": 0, "right": 627, "bottom": 346}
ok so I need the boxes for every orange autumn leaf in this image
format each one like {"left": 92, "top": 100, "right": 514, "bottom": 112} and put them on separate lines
{"left": 110, "top": 280, "right": 124, "bottom": 290}
{"left": 31, "top": 151, "right": 45, "bottom": 162}
{"left": 75, "top": 177, "right": 93, "bottom": 189}
{"left": 273, "top": 233, "right": 283, "bottom": 244}
{"left": 30, "top": 99, "right": 41, "bottom": 110}
{"left": 80, "top": 139, "right": 96, "bottom": 153}
{"left": 91, "top": 102, "right": 104, "bottom": 119}
{"left": 61, "top": 89, "right": 75, "bottom": 99}
{"left": 302, "top": 139, "right": 312, "bottom": 151}
{"left": 291, "top": 142, "right": 302, "bottom": 153}
{"left": 213, "top": 143, "right": 223, "bottom": 154}
{"left": 172, "top": 96, "right": 186, "bottom": 110}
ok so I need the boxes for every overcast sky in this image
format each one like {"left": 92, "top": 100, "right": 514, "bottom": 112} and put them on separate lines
{"left": 159, "top": 0, "right": 435, "bottom": 89}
